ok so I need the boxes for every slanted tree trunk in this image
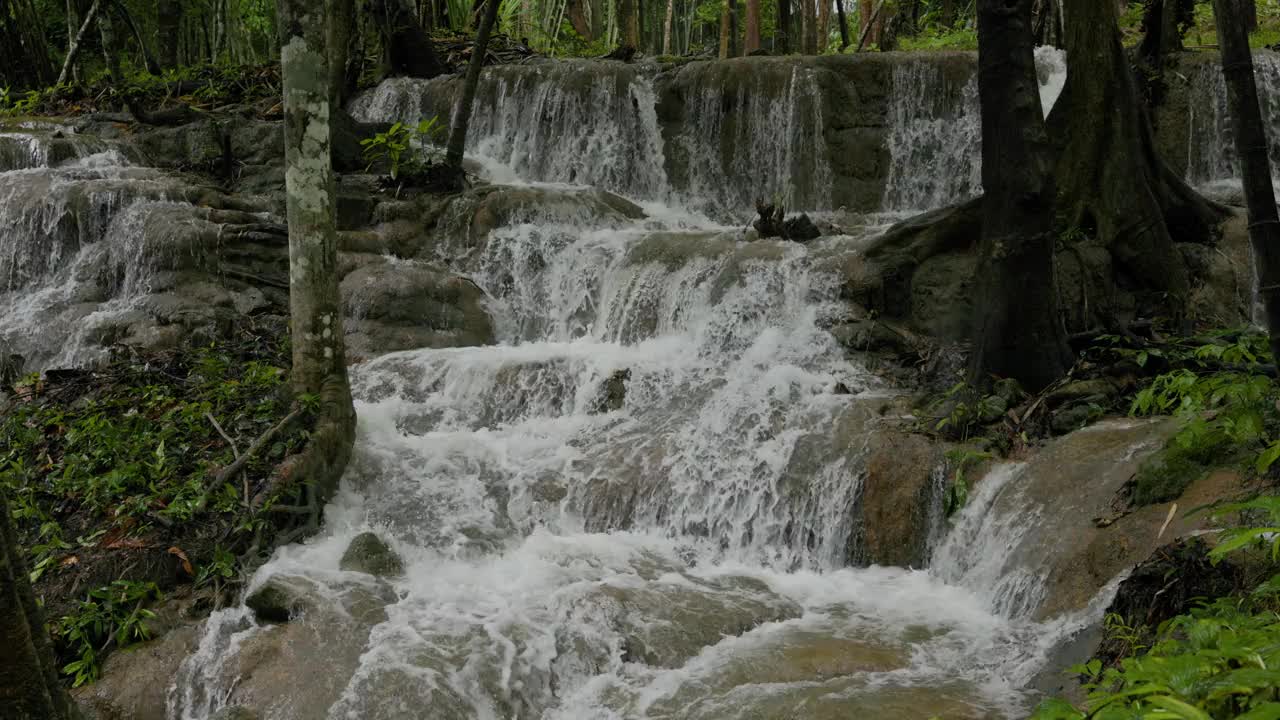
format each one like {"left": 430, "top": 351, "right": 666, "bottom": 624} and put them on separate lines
{"left": 969, "top": 0, "right": 1071, "bottom": 390}
{"left": 445, "top": 0, "right": 500, "bottom": 179}
{"left": 835, "top": 0, "right": 850, "bottom": 49}
{"left": 157, "top": 0, "right": 181, "bottom": 69}
{"left": 372, "top": 0, "right": 449, "bottom": 78}
{"left": 58, "top": 0, "right": 102, "bottom": 85}
{"left": 0, "top": 492, "right": 79, "bottom": 720}
{"left": 1049, "top": 0, "right": 1222, "bottom": 321}
{"left": 745, "top": 0, "right": 761, "bottom": 52}
{"left": 276, "top": 0, "right": 357, "bottom": 508}
{"left": 1214, "top": 0, "right": 1280, "bottom": 360}
{"left": 112, "top": 0, "right": 160, "bottom": 75}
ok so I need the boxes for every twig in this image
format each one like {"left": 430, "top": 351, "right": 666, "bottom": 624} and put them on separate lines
{"left": 193, "top": 406, "right": 303, "bottom": 512}
{"left": 205, "top": 412, "right": 240, "bottom": 460}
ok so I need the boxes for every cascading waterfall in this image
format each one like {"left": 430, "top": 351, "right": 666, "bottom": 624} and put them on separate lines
{"left": 674, "top": 62, "right": 834, "bottom": 217}
{"left": 883, "top": 46, "right": 1068, "bottom": 212}
{"left": 0, "top": 137, "right": 196, "bottom": 369}
{"left": 1186, "top": 50, "right": 1280, "bottom": 189}
{"left": 173, "top": 185, "right": 1119, "bottom": 720}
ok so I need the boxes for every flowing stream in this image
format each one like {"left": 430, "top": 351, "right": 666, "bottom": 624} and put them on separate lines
{"left": 0, "top": 49, "right": 1269, "bottom": 720}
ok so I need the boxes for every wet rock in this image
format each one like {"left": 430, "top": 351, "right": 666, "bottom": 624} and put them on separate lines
{"left": 1045, "top": 378, "right": 1120, "bottom": 408}
{"left": 1049, "top": 403, "right": 1097, "bottom": 435}
{"left": 783, "top": 212, "right": 821, "bottom": 241}
{"left": 455, "top": 185, "right": 644, "bottom": 244}
{"left": 991, "top": 377, "right": 1024, "bottom": 406}
{"left": 341, "top": 259, "right": 495, "bottom": 359}
{"left": 859, "top": 429, "right": 947, "bottom": 567}
{"left": 73, "top": 623, "right": 201, "bottom": 720}
{"left": 211, "top": 707, "right": 260, "bottom": 720}
{"left": 590, "top": 369, "right": 630, "bottom": 413}
{"left": 340, "top": 532, "right": 404, "bottom": 577}
{"left": 245, "top": 577, "right": 313, "bottom": 623}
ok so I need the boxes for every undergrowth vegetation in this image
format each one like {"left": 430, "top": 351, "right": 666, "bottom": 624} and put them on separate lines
{"left": 0, "top": 317, "right": 312, "bottom": 685}
{"left": 1033, "top": 331, "right": 1280, "bottom": 719}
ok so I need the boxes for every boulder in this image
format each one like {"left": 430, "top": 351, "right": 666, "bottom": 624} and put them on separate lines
{"left": 340, "top": 532, "right": 404, "bottom": 577}
{"left": 73, "top": 623, "right": 201, "bottom": 720}
{"left": 341, "top": 259, "right": 495, "bottom": 359}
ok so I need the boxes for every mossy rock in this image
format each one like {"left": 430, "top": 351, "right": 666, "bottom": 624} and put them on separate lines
{"left": 245, "top": 578, "right": 313, "bottom": 623}
{"left": 340, "top": 532, "right": 405, "bottom": 578}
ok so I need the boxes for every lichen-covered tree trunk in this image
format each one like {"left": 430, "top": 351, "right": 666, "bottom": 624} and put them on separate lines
{"left": 1049, "top": 0, "right": 1222, "bottom": 321}
{"left": 277, "top": 0, "right": 356, "bottom": 506}
{"left": 1214, "top": 0, "right": 1280, "bottom": 360}
{"left": 969, "top": 0, "right": 1071, "bottom": 390}
{"left": 0, "top": 493, "right": 78, "bottom": 720}
{"left": 445, "top": 0, "right": 500, "bottom": 176}
{"left": 662, "top": 0, "right": 674, "bottom": 53}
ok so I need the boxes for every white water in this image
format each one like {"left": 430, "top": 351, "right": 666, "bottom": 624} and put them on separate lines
{"left": 1186, "top": 50, "right": 1280, "bottom": 190}
{"left": 0, "top": 141, "right": 197, "bottom": 369}
{"left": 172, "top": 130, "right": 1111, "bottom": 720}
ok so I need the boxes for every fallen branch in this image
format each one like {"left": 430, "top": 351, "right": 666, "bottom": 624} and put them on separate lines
{"left": 193, "top": 406, "right": 303, "bottom": 512}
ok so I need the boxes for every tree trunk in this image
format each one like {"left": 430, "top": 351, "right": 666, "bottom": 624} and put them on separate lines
{"left": 777, "top": 0, "right": 791, "bottom": 52}
{"left": 941, "top": 0, "right": 955, "bottom": 27}
{"left": 858, "top": 0, "right": 877, "bottom": 47}
{"left": 621, "top": 0, "right": 640, "bottom": 48}
{"left": 373, "top": 0, "right": 448, "bottom": 78}
{"left": 276, "top": 0, "right": 357, "bottom": 505}
{"left": 1049, "top": 0, "right": 1222, "bottom": 320}
{"left": 58, "top": 0, "right": 102, "bottom": 85}
{"left": 819, "top": 0, "right": 831, "bottom": 51}
{"left": 112, "top": 0, "right": 160, "bottom": 74}
{"left": 805, "top": 0, "right": 818, "bottom": 53}
{"left": 663, "top": 0, "right": 674, "bottom": 53}
{"left": 0, "top": 493, "right": 79, "bottom": 720}
{"left": 745, "top": 0, "right": 761, "bottom": 52}
{"left": 728, "top": 0, "right": 739, "bottom": 55}
{"left": 568, "top": 0, "right": 593, "bottom": 40}
{"left": 835, "top": 0, "right": 850, "bottom": 49}
{"left": 98, "top": 9, "right": 122, "bottom": 84}
{"left": 329, "top": 0, "right": 356, "bottom": 106}
{"left": 719, "top": 0, "right": 731, "bottom": 57}
{"left": 446, "top": 0, "right": 500, "bottom": 175}
{"left": 1214, "top": 0, "right": 1280, "bottom": 360}
{"left": 157, "top": 0, "right": 182, "bottom": 69}
{"left": 1244, "top": 0, "right": 1258, "bottom": 32}
{"left": 1031, "top": 0, "right": 1062, "bottom": 47}
{"left": 969, "top": 0, "right": 1071, "bottom": 390}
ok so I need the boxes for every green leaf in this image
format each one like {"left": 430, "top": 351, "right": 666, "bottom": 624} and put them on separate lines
{"left": 1145, "top": 695, "right": 1212, "bottom": 720}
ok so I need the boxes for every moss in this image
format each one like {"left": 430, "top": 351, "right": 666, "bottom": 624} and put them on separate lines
{"left": 1128, "top": 441, "right": 1219, "bottom": 506}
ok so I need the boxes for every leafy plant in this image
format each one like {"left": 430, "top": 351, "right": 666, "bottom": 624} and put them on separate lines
{"left": 57, "top": 580, "right": 162, "bottom": 687}
{"left": 943, "top": 447, "right": 991, "bottom": 516}
{"left": 360, "top": 117, "right": 445, "bottom": 180}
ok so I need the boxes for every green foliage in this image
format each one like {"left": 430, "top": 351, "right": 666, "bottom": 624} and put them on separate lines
{"left": 897, "top": 26, "right": 978, "bottom": 51}
{"left": 932, "top": 382, "right": 1006, "bottom": 440}
{"left": 943, "top": 447, "right": 991, "bottom": 516}
{"left": 56, "top": 580, "right": 162, "bottom": 687}
{"left": 1206, "top": 496, "right": 1280, "bottom": 564}
{"left": 361, "top": 117, "right": 445, "bottom": 180}
{"left": 1124, "top": 333, "right": 1280, "bottom": 505}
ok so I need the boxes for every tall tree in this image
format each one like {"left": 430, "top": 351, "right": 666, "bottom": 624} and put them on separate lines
{"left": 663, "top": 0, "right": 675, "bottom": 53}
{"left": 1214, "top": 0, "right": 1280, "bottom": 360}
{"left": 745, "top": 0, "right": 761, "bottom": 52}
{"left": 968, "top": 0, "right": 1071, "bottom": 389}
{"left": 834, "top": 0, "right": 850, "bottom": 49}
{"left": 446, "top": 0, "right": 500, "bottom": 178}
{"left": 157, "top": 0, "right": 182, "bottom": 69}
{"left": 1049, "top": 0, "right": 1222, "bottom": 322}
{"left": 372, "top": 0, "right": 448, "bottom": 77}
{"left": 777, "top": 0, "right": 791, "bottom": 52}
{"left": 1, "top": 492, "right": 80, "bottom": 720}
{"left": 58, "top": 0, "right": 102, "bottom": 85}
{"left": 621, "top": 0, "right": 640, "bottom": 47}
{"left": 719, "top": 0, "right": 732, "bottom": 56}
{"left": 276, "top": 0, "right": 357, "bottom": 506}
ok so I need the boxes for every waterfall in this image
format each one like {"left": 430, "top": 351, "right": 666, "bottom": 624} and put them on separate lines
{"left": 1186, "top": 50, "right": 1280, "bottom": 189}
{"left": 0, "top": 137, "right": 196, "bottom": 370}
{"left": 672, "top": 61, "right": 834, "bottom": 218}
{"left": 883, "top": 46, "right": 1068, "bottom": 212}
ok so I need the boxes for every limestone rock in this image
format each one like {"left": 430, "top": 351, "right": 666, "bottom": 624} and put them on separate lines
{"left": 73, "top": 623, "right": 201, "bottom": 720}
{"left": 340, "top": 532, "right": 404, "bottom": 577}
